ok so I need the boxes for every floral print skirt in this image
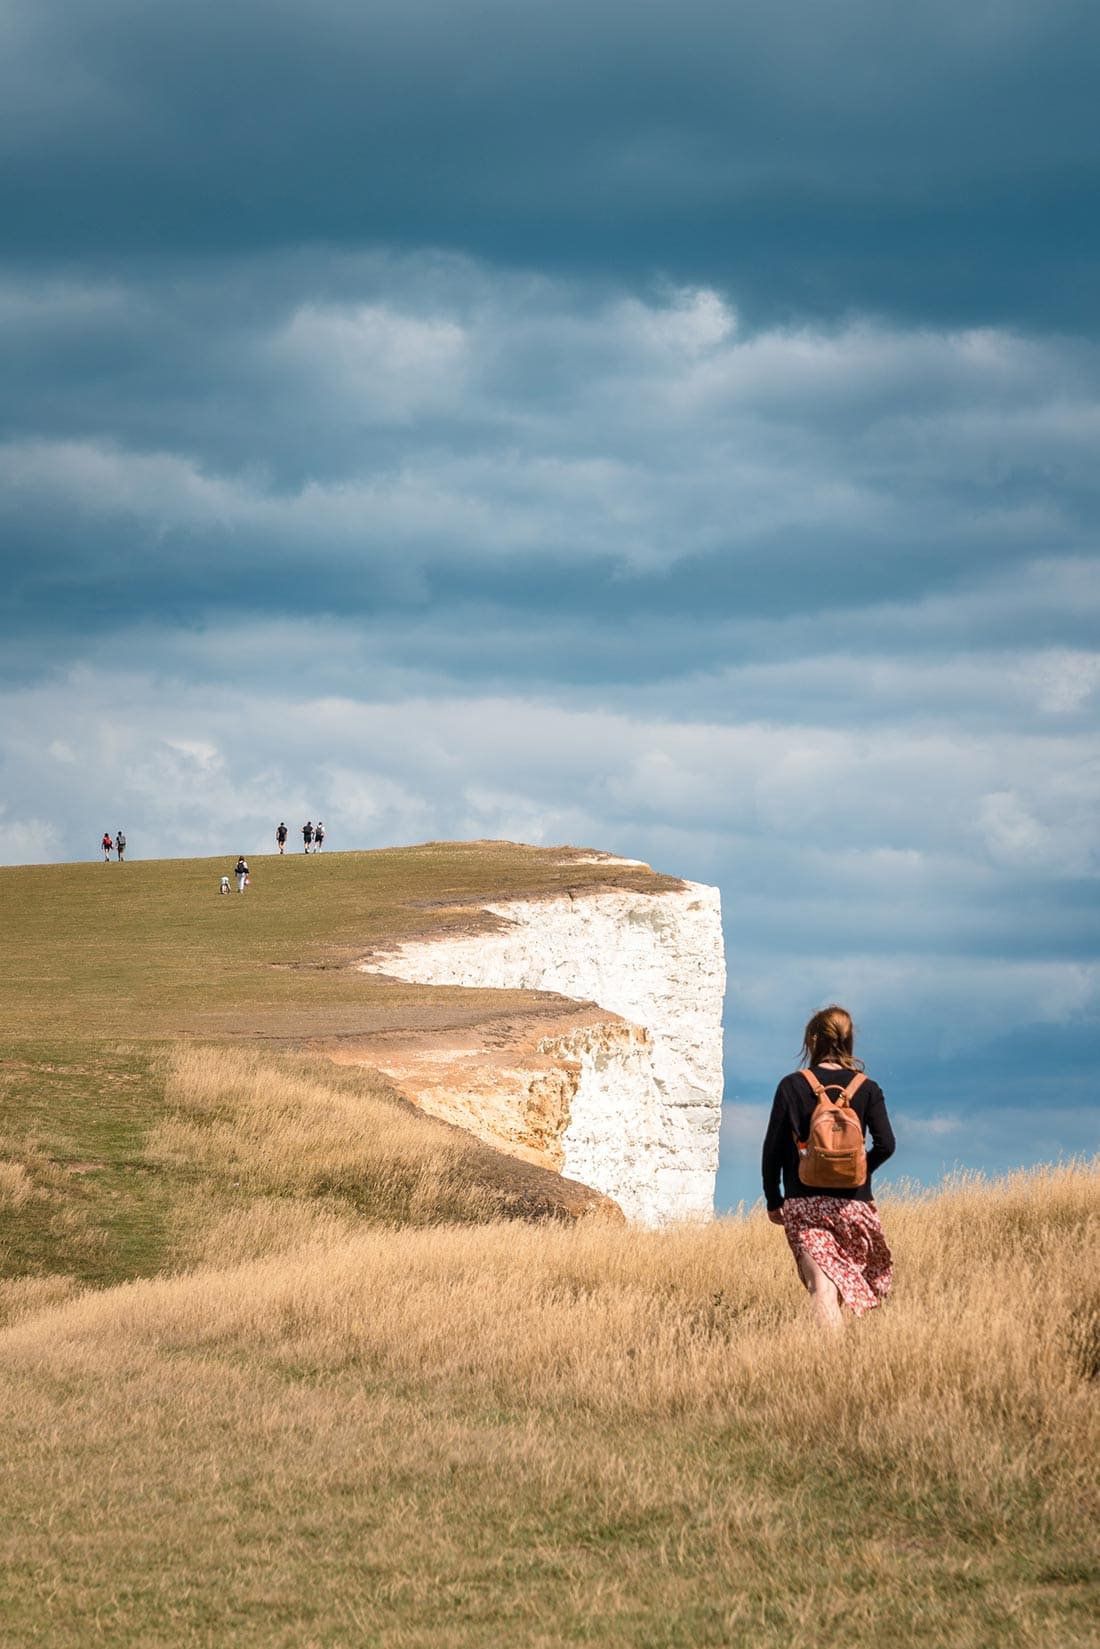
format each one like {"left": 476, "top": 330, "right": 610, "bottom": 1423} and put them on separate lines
{"left": 781, "top": 1196, "right": 893, "bottom": 1317}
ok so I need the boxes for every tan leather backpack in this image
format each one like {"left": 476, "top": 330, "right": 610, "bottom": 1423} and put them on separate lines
{"left": 796, "top": 1070, "right": 868, "bottom": 1189}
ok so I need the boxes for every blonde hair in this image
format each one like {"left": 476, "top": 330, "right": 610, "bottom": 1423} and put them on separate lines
{"left": 800, "top": 1004, "right": 864, "bottom": 1071}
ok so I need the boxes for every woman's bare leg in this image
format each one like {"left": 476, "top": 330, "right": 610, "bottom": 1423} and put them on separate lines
{"left": 797, "top": 1249, "right": 843, "bottom": 1330}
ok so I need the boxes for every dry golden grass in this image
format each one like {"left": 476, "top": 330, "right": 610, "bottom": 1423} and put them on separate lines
{"left": 20, "top": 1160, "right": 1098, "bottom": 1425}
{"left": 0, "top": 1153, "right": 1096, "bottom": 1647}
{"left": 150, "top": 1045, "right": 500, "bottom": 1229}
{"left": 0, "top": 1273, "right": 80, "bottom": 1329}
{"left": 0, "top": 825, "right": 1095, "bottom": 1648}
{"left": 0, "top": 1159, "right": 34, "bottom": 1208}
{"left": 148, "top": 1048, "right": 616, "bottom": 1258}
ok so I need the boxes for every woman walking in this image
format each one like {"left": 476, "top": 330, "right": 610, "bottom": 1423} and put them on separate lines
{"left": 762, "top": 1005, "right": 895, "bottom": 1328}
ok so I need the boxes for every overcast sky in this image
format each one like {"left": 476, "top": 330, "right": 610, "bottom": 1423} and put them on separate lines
{"left": 2, "top": 0, "right": 1097, "bottom": 1207}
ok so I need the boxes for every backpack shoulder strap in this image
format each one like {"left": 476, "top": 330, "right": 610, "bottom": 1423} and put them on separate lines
{"left": 802, "top": 1068, "right": 866, "bottom": 1105}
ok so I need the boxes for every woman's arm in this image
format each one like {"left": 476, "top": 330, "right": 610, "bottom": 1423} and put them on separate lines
{"left": 761, "top": 1085, "right": 789, "bottom": 1211}
{"left": 865, "top": 1083, "right": 896, "bottom": 1175}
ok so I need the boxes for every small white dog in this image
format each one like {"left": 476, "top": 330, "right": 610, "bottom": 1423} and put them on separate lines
{"left": 219, "top": 875, "right": 231, "bottom": 895}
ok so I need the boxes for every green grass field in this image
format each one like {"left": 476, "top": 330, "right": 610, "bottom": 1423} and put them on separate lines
{"left": 1, "top": 847, "right": 1097, "bottom": 1648}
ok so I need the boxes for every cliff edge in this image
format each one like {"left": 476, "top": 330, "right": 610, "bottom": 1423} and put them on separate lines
{"left": 344, "top": 853, "right": 726, "bottom": 1224}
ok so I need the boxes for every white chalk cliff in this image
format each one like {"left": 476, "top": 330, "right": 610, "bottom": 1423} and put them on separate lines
{"left": 358, "top": 868, "right": 726, "bottom": 1224}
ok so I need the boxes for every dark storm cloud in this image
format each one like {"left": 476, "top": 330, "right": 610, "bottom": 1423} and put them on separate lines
{"left": 4, "top": 0, "right": 1100, "bottom": 326}
{"left": 4, "top": 256, "right": 1100, "bottom": 675}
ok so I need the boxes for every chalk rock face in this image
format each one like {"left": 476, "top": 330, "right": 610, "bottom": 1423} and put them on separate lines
{"left": 359, "top": 879, "right": 725, "bottom": 1224}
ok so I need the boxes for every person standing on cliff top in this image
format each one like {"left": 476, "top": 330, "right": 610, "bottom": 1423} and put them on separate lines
{"left": 101, "top": 832, "right": 113, "bottom": 862}
{"left": 313, "top": 820, "right": 325, "bottom": 851}
{"left": 302, "top": 821, "right": 313, "bottom": 853}
{"left": 115, "top": 830, "right": 126, "bottom": 862}
{"left": 761, "top": 1005, "right": 895, "bottom": 1329}
{"left": 275, "top": 822, "right": 288, "bottom": 854}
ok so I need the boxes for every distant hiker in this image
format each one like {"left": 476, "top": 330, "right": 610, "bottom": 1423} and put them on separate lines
{"left": 275, "top": 821, "right": 288, "bottom": 854}
{"left": 234, "top": 855, "right": 249, "bottom": 893}
{"left": 302, "top": 821, "right": 313, "bottom": 853}
{"left": 115, "top": 830, "right": 126, "bottom": 862}
{"left": 761, "top": 1005, "right": 895, "bottom": 1329}
{"left": 101, "top": 832, "right": 113, "bottom": 862}
{"left": 219, "top": 875, "right": 231, "bottom": 895}
{"left": 313, "top": 820, "right": 325, "bottom": 851}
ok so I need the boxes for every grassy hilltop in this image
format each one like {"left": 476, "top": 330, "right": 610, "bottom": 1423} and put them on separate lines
{"left": 0, "top": 847, "right": 1098, "bottom": 1648}
{"left": 4, "top": 841, "right": 679, "bottom": 1044}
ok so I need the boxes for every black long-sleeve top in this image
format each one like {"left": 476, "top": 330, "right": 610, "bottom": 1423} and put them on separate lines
{"left": 761, "top": 1065, "right": 896, "bottom": 1211}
